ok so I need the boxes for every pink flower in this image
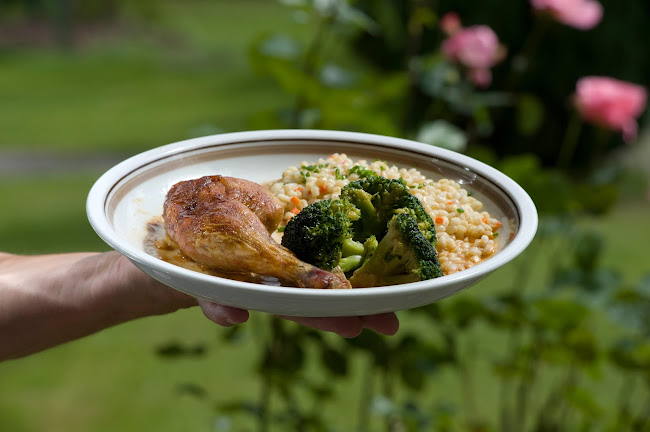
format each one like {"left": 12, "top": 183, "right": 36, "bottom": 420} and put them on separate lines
{"left": 440, "top": 12, "right": 461, "bottom": 35}
{"left": 574, "top": 76, "right": 647, "bottom": 142}
{"left": 441, "top": 25, "right": 503, "bottom": 87}
{"left": 531, "top": 0, "right": 603, "bottom": 30}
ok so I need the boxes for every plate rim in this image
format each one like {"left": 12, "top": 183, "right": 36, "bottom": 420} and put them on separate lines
{"left": 86, "top": 129, "right": 538, "bottom": 306}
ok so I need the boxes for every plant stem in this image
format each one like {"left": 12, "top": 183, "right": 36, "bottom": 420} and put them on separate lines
{"left": 258, "top": 374, "right": 272, "bottom": 432}
{"left": 257, "top": 317, "right": 283, "bottom": 432}
{"left": 383, "top": 360, "right": 402, "bottom": 432}
{"left": 499, "top": 328, "right": 522, "bottom": 432}
{"left": 616, "top": 373, "right": 637, "bottom": 424}
{"left": 588, "top": 126, "right": 612, "bottom": 172}
{"left": 280, "top": 384, "right": 306, "bottom": 432}
{"left": 514, "top": 330, "right": 542, "bottom": 432}
{"left": 498, "top": 379, "right": 511, "bottom": 432}
{"left": 532, "top": 363, "right": 579, "bottom": 431}
{"left": 503, "top": 16, "right": 549, "bottom": 92}
{"left": 357, "top": 354, "right": 375, "bottom": 432}
{"left": 400, "top": 0, "right": 432, "bottom": 134}
{"left": 442, "top": 323, "right": 481, "bottom": 430}
{"left": 404, "top": 0, "right": 430, "bottom": 84}
{"left": 555, "top": 365, "right": 580, "bottom": 428}
{"left": 290, "top": 12, "right": 334, "bottom": 128}
{"left": 634, "top": 387, "right": 650, "bottom": 431}
{"left": 557, "top": 111, "right": 583, "bottom": 171}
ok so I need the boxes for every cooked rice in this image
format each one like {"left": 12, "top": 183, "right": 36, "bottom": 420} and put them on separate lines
{"left": 267, "top": 153, "right": 501, "bottom": 275}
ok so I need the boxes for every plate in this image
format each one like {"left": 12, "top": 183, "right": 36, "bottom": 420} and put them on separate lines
{"left": 86, "top": 130, "right": 537, "bottom": 317}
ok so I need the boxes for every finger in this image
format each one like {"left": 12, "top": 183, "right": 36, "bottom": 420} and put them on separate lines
{"left": 277, "top": 315, "right": 364, "bottom": 338}
{"left": 361, "top": 312, "right": 400, "bottom": 336}
{"left": 197, "top": 299, "right": 249, "bottom": 327}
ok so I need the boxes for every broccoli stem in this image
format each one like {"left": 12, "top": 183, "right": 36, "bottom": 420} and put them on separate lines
{"left": 339, "top": 255, "right": 363, "bottom": 272}
{"left": 341, "top": 238, "right": 365, "bottom": 257}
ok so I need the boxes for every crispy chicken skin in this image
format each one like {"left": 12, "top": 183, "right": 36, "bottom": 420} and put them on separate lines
{"left": 163, "top": 175, "right": 351, "bottom": 289}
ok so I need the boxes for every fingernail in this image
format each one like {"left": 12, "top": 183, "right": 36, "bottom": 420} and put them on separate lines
{"left": 225, "top": 316, "right": 244, "bottom": 325}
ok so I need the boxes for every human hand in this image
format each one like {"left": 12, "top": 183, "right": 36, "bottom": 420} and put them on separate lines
{"left": 111, "top": 252, "right": 400, "bottom": 337}
{"left": 198, "top": 300, "right": 399, "bottom": 338}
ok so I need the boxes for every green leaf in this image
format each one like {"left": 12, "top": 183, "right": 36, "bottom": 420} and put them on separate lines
{"left": 492, "top": 359, "right": 525, "bottom": 379}
{"left": 259, "top": 326, "right": 305, "bottom": 375}
{"left": 187, "top": 124, "right": 226, "bottom": 139}
{"left": 332, "top": 2, "right": 379, "bottom": 33}
{"left": 634, "top": 272, "right": 650, "bottom": 298}
{"left": 516, "top": 94, "right": 545, "bottom": 136}
{"left": 321, "top": 347, "right": 348, "bottom": 377}
{"left": 257, "top": 33, "right": 302, "bottom": 60}
{"left": 532, "top": 297, "right": 589, "bottom": 333}
{"left": 564, "top": 326, "right": 599, "bottom": 365}
{"left": 400, "top": 362, "right": 426, "bottom": 391}
{"left": 221, "top": 324, "right": 247, "bottom": 344}
{"left": 212, "top": 416, "right": 233, "bottom": 432}
{"left": 418, "top": 58, "right": 460, "bottom": 98}
{"left": 564, "top": 387, "right": 604, "bottom": 418}
{"left": 573, "top": 230, "right": 603, "bottom": 272}
{"left": 416, "top": 120, "right": 467, "bottom": 153}
{"left": 216, "top": 400, "right": 263, "bottom": 418}
{"left": 408, "top": 6, "right": 437, "bottom": 34}
{"left": 175, "top": 382, "right": 208, "bottom": 400}
{"left": 499, "top": 155, "right": 573, "bottom": 215}
{"left": 571, "top": 181, "right": 618, "bottom": 215}
{"left": 445, "top": 297, "right": 486, "bottom": 329}
{"left": 155, "top": 341, "right": 206, "bottom": 359}
{"left": 607, "top": 275, "right": 650, "bottom": 333}
{"left": 370, "top": 395, "right": 396, "bottom": 416}
{"left": 306, "top": 382, "right": 334, "bottom": 400}
{"left": 482, "top": 293, "right": 527, "bottom": 329}
{"left": 319, "top": 63, "right": 356, "bottom": 88}
{"left": 345, "top": 329, "right": 390, "bottom": 365}
{"left": 609, "top": 338, "right": 650, "bottom": 371}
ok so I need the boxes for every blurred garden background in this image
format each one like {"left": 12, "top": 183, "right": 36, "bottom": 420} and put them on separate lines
{"left": 1, "top": 0, "right": 649, "bottom": 431}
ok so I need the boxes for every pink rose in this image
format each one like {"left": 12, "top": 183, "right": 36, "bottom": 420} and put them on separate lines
{"left": 531, "top": 0, "right": 603, "bottom": 30}
{"left": 441, "top": 25, "right": 503, "bottom": 87}
{"left": 440, "top": 12, "right": 461, "bottom": 35}
{"left": 574, "top": 76, "right": 647, "bottom": 142}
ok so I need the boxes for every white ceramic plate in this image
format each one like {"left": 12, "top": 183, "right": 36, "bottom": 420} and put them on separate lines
{"left": 87, "top": 130, "right": 537, "bottom": 317}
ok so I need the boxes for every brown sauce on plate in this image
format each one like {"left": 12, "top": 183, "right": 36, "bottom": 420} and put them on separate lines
{"left": 144, "top": 216, "right": 282, "bottom": 286}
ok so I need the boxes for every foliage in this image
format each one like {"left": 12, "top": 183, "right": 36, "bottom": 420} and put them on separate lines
{"left": 1, "top": 1, "right": 647, "bottom": 431}
{"left": 247, "top": 0, "right": 649, "bottom": 175}
{"left": 160, "top": 224, "right": 650, "bottom": 431}
{"left": 0, "top": 0, "right": 159, "bottom": 47}
{"left": 1, "top": 0, "right": 639, "bottom": 430}
{"left": 152, "top": 1, "right": 650, "bottom": 431}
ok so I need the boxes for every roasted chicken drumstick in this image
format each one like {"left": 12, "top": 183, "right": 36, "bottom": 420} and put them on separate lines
{"left": 163, "top": 175, "right": 351, "bottom": 289}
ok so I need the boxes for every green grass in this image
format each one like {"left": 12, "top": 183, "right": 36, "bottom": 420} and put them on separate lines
{"left": 582, "top": 202, "right": 650, "bottom": 280}
{"left": 0, "top": 309, "right": 260, "bottom": 432}
{"left": 0, "top": 173, "right": 108, "bottom": 254}
{"left": 0, "top": 0, "right": 304, "bottom": 154}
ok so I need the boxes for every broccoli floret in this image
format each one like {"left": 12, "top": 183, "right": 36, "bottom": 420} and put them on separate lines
{"left": 341, "top": 176, "right": 436, "bottom": 246}
{"left": 362, "top": 235, "right": 378, "bottom": 264}
{"left": 281, "top": 199, "right": 364, "bottom": 271}
{"left": 282, "top": 174, "right": 443, "bottom": 286}
{"left": 394, "top": 193, "right": 437, "bottom": 247}
{"left": 349, "top": 213, "right": 443, "bottom": 287}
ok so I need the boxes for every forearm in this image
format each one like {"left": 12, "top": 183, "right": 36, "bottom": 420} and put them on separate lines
{"left": 0, "top": 251, "right": 399, "bottom": 362}
{"left": 0, "top": 251, "right": 195, "bottom": 361}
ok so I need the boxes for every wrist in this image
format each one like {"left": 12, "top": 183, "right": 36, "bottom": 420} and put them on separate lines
{"left": 91, "top": 251, "right": 197, "bottom": 323}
